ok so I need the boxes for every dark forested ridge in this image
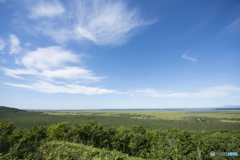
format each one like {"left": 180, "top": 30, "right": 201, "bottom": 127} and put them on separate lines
{"left": 0, "top": 106, "right": 26, "bottom": 113}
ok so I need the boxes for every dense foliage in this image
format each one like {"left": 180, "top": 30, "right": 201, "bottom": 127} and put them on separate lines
{"left": 1, "top": 140, "right": 144, "bottom": 160}
{"left": 1, "top": 121, "right": 239, "bottom": 159}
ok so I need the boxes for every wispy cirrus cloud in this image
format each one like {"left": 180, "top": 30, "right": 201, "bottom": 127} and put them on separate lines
{"left": 9, "top": 34, "right": 21, "bottom": 54}
{"left": 223, "top": 18, "right": 240, "bottom": 35}
{"left": 181, "top": 50, "right": 197, "bottom": 62}
{"left": 130, "top": 86, "right": 240, "bottom": 98}
{"left": 26, "top": 0, "right": 65, "bottom": 19}
{"left": 72, "top": 0, "right": 155, "bottom": 45}
{"left": 2, "top": 66, "right": 104, "bottom": 82}
{"left": 21, "top": 0, "right": 156, "bottom": 45}
{"left": 5, "top": 80, "right": 116, "bottom": 95}
{"left": 221, "top": 5, "right": 240, "bottom": 37}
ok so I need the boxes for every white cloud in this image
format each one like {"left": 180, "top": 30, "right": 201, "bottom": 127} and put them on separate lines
{"left": 132, "top": 88, "right": 190, "bottom": 98}
{"left": 1, "top": 33, "right": 110, "bottom": 95}
{"left": 0, "top": 38, "right": 5, "bottom": 51}
{"left": 23, "top": 0, "right": 155, "bottom": 45}
{"left": 2, "top": 66, "right": 104, "bottom": 82}
{"left": 21, "top": 46, "right": 78, "bottom": 70}
{"left": 131, "top": 85, "right": 240, "bottom": 98}
{"left": 72, "top": 0, "right": 154, "bottom": 45}
{"left": 1, "top": 67, "right": 35, "bottom": 79}
{"left": 181, "top": 50, "right": 197, "bottom": 62}
{"left": 9, "top": 34, "right": 21, "bottom": 54}
{"left": 1, "top": 46, "right": 104, "bottom": 82}
{"left": 5, "top": 81, "right": 115, "bottom": 95}
{"left": 27, "top": 0, "right": 65, "bottom": 19}
{"left": 40, "top": 67, "right": 103, "bottom": 81}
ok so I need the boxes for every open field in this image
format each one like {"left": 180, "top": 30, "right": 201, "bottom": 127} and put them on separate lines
{"left": 220, "top": 119, "right": 240, "bottom": 123}
{"left": 1, "top": 109, "right": 240, "bottom": 131}
{"left": 44, "top": 110, "right": 240, "bottom": 123}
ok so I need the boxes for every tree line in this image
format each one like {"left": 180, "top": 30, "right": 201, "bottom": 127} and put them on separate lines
{"left": 1, "top": 120, "right": 239, "bottom": 159}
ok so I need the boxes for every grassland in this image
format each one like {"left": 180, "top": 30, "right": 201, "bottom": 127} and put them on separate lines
{"left": 44, "top": 110, "right": 240, "bottom": 122}
{"left": 220, "top": 119, "right": 240, "bottom": 123}
{"left": 1, "top": 109, "right": 240, "bottom": 131}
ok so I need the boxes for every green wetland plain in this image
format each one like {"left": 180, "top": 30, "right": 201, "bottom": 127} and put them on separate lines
{"left": 0, "top": 106, "right": 240, "bottom": 159}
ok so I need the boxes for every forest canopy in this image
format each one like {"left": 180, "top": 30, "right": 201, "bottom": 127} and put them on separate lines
{"left": 0, "top": 120, "right": 239, "bottom": 160}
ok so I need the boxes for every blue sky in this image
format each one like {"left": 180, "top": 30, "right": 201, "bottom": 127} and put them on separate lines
{"left": 0, "top": 0, "right": 240, "bottom": 110}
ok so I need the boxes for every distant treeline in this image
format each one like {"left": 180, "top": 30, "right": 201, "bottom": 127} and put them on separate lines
{"left": 215, "top": 108, "right": 240, "bottom": 110}
{"left": 0, "top": 106, "right": 26, "bottom": 113}
{"left": 0, "top": 121, "right": 240, "bottom": 159}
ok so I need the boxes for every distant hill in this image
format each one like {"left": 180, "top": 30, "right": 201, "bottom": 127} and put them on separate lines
{"left": 215, "top": 105, "right": 240, "bottom": 110}
{"left": 0, "top": 106, "right": 26, "bottom": 113}
{"left": 220, "top": 105, "right": 240, "bottom": 108}
{"left": 215, "top": 108, "right": 240, "bottom": 110}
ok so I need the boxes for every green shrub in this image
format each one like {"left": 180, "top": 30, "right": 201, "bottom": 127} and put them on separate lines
{"left": 33, "top": 141, "right": 144, "bottom": 160}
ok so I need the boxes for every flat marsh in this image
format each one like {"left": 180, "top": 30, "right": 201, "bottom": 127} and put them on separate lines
{"left": 44, "top": 110, "right": 240, "bottom": 123}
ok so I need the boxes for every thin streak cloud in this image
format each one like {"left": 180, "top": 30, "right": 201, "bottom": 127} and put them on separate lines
{"left": 131, "top": 86, "right": 240, "bottom": 98}
{"left": 181, "top": 50, "right": 197, "bottom": 62}
{"left": 223, "top": 18, "right": 240, "bottom": 35}
{"left": 5, "top": 81, "right": 116, "bottom": 95}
